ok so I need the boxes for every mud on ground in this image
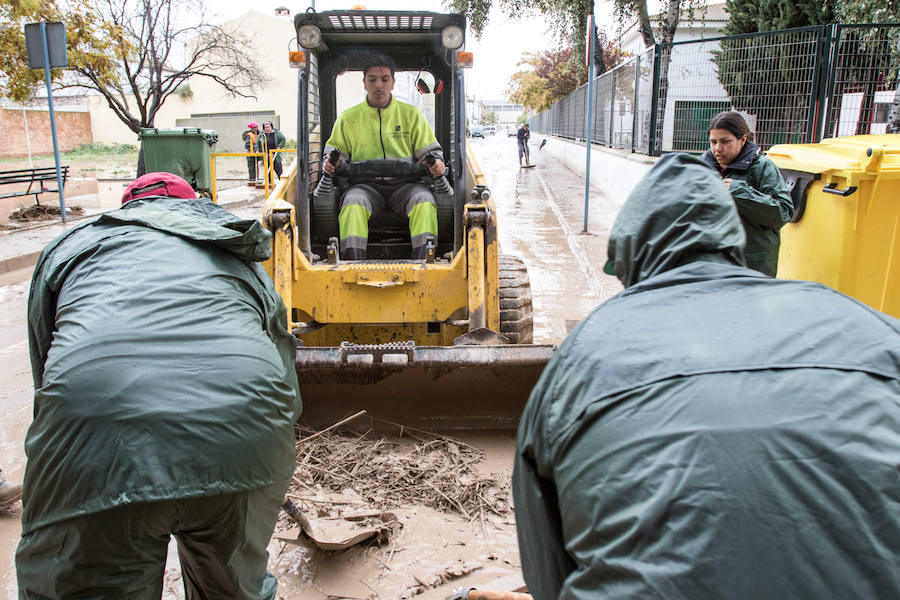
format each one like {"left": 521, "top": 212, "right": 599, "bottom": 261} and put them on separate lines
{"left": 276, "top": 425, "right": 523, "bottom": 599}
{"left": 161, "top": 425, "right": 524, "bottom": 600}
{"left": 7, "top": 204, "right": 85, "bottom": 224}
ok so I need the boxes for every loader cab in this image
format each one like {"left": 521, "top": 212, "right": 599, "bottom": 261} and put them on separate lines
{"left": 293, "top": 10, "right": 468, "bottom": 261}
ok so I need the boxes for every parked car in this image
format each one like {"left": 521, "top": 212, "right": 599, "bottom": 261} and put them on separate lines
{"left": 471, "top": 126, "right": 485, "bottom": 138}
{"left": 508, "top": 127, "right": 517, "bottom": 137}
{"left": 484, "top": 125, "right": 496, "bottom": 135}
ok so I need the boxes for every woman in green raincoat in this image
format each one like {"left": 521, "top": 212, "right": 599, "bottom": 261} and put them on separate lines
{"left": 700, "top": 111, "right": 793, "bottom": 276}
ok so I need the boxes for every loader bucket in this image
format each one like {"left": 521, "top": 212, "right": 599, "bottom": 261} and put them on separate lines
{"left": 296, "top": 342, "right": 555, "bottom": 431}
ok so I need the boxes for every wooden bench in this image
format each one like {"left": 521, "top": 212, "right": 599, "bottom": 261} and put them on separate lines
{"left": 0, "top": 166, "right": 69, "bottom": 206}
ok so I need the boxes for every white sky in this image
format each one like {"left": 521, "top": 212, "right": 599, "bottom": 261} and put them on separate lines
{"left": 209, "top": 0, "right": 628, "bottom": 101}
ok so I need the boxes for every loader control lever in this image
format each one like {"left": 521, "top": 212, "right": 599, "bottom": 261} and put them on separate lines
{"left": 424, "top": 154, "right": 453, "bottom": 195}
{"left": 315, "top": 150, "right": 343, "bottom": 196}
{"left": 328, "top": 149, "right": 341, "bottom": 166}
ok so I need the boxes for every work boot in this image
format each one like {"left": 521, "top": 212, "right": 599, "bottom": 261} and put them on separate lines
{"left": 0, "top": 480, "right": 22, "bottom": 509}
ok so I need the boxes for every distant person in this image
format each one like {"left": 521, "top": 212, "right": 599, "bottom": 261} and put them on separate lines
{"left": 323, "top": 52, "right": 445, "bottom": 260}
{"left": 0, "top": 468, "right": 22, "bottom": 509}
{"left": 517, "top": 123, "right": 530, "bottom": 166}
{"left": 514, "top": 153, "right": 900, "bottom": 600}
{"left": 243, "top": 121, "right": 262, "bottom": 183}
{"left": 17, "top": 172, "right": 301, "bottom": 598}
{"left": 261, "top": 120, "right": 287, "bottom": 182}
{"left": 700, "top": 111, "right": 793, "bottom": 276}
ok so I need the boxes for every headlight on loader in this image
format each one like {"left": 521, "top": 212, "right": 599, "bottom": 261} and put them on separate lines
{"left": 442, "top": 25, "right": 464, "bottom": 49}
{"left": 298, "top": 24, "right": 323, "bottom": 49}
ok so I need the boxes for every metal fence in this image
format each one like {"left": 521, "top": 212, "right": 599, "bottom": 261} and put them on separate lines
{"left": 530, "top": 48, "right": 655, "bottom": 154}
{"left": 823, "top": 24, "right": 900, "bottom": 138}
{"left": 530, "top": 23, "right": 900, "bottom": 155}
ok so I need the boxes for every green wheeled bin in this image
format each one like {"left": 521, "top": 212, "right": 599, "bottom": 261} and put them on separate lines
{"left": 138, "top": 128, "right": 218, "bottom": 194}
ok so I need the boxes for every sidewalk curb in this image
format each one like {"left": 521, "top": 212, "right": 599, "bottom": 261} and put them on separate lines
{"left": 0, "top": 251, "right": 41, "bottom": 276}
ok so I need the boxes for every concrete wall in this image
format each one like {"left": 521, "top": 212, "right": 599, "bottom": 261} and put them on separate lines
{"left": 533, "top": 133, "right": 657, "bottom": 210}
{"left": 0, "top": 106, "right": 93, "bottom": 158}
{"left": 164, "top": 11, "right": 298, "bottom": 148}
{"left": 176, "top": 113, "right": 278, "bottom": 153}
{"left": 88, "top": 94, "right": 142, "bottom": 146}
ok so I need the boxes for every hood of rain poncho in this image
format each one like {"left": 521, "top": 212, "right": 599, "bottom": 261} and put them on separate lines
{"left": 603, "top": 153, "right": 746, "bottom": 288}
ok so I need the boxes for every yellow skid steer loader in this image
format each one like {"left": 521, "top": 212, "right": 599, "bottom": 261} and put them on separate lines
{"left": 261, "top": 9, "right": 554, "bottom": 430}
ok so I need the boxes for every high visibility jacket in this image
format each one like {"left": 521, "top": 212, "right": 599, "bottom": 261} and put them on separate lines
{"left": 242, "top": 130, "right": 260, "bottom": 152}
{"left": 326, "top": 97, "right": 441, "bottom": 162}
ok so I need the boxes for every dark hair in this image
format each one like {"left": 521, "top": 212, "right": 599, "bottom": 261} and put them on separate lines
{"left": 363, "top": 53, "right": 397, "bottom": 78}
{"left": 708, "top": 111, "right": 755, "bottom": 142}
{"left": 262, "top": 121, "right": 274, "bottom": 129}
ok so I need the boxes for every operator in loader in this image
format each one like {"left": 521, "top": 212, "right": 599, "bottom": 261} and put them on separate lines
{"left": 513, "top": 153, "right": 900, "bottom": 600}
{"left": 323, "top": 52, "right": 446, "bottom": 259}
{"left": 17, "top": 172, "right": 301, "bottom": 599}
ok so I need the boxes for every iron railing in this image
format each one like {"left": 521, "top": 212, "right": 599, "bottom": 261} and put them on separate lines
{"left": 822, "top": 24, "right": 900, "bottom": 138}
{"left": 530, "top": 48, "right": 655, "bottom": 154}
{"left": 529, "top": 23, "right": 900, "bottom": 155}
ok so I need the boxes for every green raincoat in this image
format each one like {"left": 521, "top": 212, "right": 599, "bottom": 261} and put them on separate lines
{"left": 701, "top": 141, "right": 793, "bottom": 276}
{"left": 514, "top": 153, "right": 900, "bottom": 600}
{"left": 24, "top": 197, "right": 301, "bottom": 534}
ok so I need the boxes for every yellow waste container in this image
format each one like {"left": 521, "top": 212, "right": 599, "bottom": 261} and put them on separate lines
{"left": 768, "top": 134, "right": 900, "bottom": 318}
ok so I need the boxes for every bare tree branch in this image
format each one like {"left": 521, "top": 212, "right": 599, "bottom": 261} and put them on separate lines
{"left": 2, "top": 0, "right": 268, "bottom": 133}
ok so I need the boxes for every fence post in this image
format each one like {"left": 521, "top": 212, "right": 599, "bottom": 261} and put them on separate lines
{"left": 820, "top": 24, "right": 839, "bottom": 141}
{"left": 609, "top": 68, "right": 616, "bottom": 146}
{"left": 583, "top": 15, "right": 596, "bottom": 233}
{"left": 648, "top": 45, "right": 662, "bottom": 156}
{"left": 806, "top": 25, "right": 829, "bottom": 143}
{"left": 632, "top": 54, "right": 641, "bottom": 154}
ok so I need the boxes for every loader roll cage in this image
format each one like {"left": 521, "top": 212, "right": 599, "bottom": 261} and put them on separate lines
{"left": 293, "top": 10, "right": 468, "bottom": 261}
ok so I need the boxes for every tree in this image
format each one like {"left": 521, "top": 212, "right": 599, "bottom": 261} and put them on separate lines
{"left": 0, "top": 0, "right": 118, "bottom": 103}
{"left": 715, "top": 0, "right": 900, "bottom": 143}
{"left": 832, "top": 0, "right": 900, "bottom": 134}
{"left": 449, "top": 0, "right": 593, "bottom": 82}
{"left": 507, "top": 65, "right": 550, "bottom": 113}
{"left": 507, "top": 49, "right": 579, "bottom": 112}
{"left": 450, "top": 0, "right": 701, "bottom": 150}
{"left": 1, "top": 0, "right": 267, "bottom": 137}
{"left": 506, "top": 39, "right": 626, "bottom": 113}
{"left": 713, "top": 0, "right": 834, "bottom": 146}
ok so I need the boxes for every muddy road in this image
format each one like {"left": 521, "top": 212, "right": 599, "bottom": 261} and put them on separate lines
{"left": 0, "top": 134, "right": 622, "bottom": 598}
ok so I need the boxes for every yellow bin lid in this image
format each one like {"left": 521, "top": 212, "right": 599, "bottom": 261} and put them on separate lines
{"left": 768, "top": 134, "right": 900, "bottom": 187}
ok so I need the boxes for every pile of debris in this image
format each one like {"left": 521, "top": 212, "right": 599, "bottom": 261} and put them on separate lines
{"left": 290, "top": 425, "right": 513, "bottom": 520}
{"left": 9, "top": 204, "right": 84, "bottom": 222}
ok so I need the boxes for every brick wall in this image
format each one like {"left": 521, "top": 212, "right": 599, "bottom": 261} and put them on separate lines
{"left": 0, "top": 107, "right": 93, "bottom": 158}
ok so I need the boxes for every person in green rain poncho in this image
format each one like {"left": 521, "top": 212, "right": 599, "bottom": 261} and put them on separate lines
{"left": 701, "top": 110, "right": 793, "bottom": 276}
{"left": 17, "top": 172, "right": 301, "bottom": 600}
{"left": 514, "top": 153, "right": 900, "bottom": 600}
